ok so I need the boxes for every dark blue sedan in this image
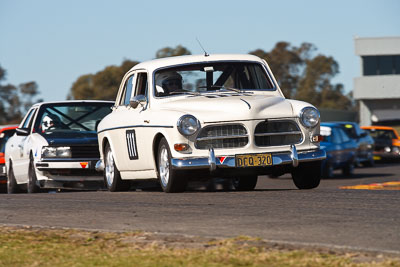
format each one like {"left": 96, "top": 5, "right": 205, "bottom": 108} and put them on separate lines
{"left": 320, "top": 122, "right": 358, "bottom": 178}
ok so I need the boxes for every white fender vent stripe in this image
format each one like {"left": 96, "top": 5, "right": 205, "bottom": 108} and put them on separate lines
{"left": 126, "top": 130, "right": 138, "bottom": 160}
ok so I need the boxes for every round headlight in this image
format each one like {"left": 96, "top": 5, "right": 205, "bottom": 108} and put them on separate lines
{"left": 300, "top": 107, "right": 320, "bottom": 128}
{"left": 177, "top": 115, "right": 200, "bottom": 136}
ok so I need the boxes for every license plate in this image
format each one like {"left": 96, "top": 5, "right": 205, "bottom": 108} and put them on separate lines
{"left": 235, "top": 153, "right": 273, "bottom": 167}
{"left": 373, "top": 156, "right": 381, "bottom": 160}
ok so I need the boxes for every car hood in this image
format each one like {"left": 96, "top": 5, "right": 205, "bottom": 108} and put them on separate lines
{"left": 159, "top": 94, "right": 295, "bottom": 122}
{"left": 41, "top": 131, "right": 99, "bottom": 146}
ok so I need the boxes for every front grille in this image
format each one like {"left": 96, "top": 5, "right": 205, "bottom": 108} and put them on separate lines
{"left": 195, "top": 124, "right": 248, "bottom": 149}
{"left": 70, "top": 145, "right": 100, "bottom": 158}
{"left": 255, "top": 120, "right": 302, "bottom": 146}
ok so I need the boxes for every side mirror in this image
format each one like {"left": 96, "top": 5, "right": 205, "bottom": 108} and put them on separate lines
{"left": 129, "top": 95, "right": 147, "bottom": 109}
{"left": 360, "top": 132, "right": 368, "bottom": 138}
{"left": 16, "top": 128, "right": 30, "bottom": 136}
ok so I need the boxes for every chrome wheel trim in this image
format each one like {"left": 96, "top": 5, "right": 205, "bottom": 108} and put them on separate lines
{"left": 159, "top": 145, "right": 170, "bottom": 187}
{"left": 105, "top": 147, "right": 115, "bottom": 187}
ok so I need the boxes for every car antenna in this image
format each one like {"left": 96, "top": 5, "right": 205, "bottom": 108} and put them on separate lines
{"left": 196, "top": 38, "right": 209, "bottom": 57}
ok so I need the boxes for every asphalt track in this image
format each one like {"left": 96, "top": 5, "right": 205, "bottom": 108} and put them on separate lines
{"left": 0, "top": 163, "right": 399, "bottom": 254}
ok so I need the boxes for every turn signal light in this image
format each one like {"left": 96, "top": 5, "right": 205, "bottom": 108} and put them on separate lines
{"left": 174, "top": 143, "right": 189, "bottom": 152}
{"left": 311, "top": 134, "right": 323, "bottom": 143}
{"left": 392, "top": 139, "right": 400, "bottom": 146}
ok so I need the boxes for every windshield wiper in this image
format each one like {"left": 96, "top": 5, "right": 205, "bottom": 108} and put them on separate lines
{"left": 209, "top": 85, "right": 242, "bottom": 93}
{"left": 169, "top": 91, "right": 201, "bottom": 96}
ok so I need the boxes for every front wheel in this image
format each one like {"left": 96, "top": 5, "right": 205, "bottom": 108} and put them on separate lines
{"left": 342, "top": 162, "right": 354, "bottom": 177}
{"left": 104, "top": 143, "right": 130, "bottom": 192}
{"left": 28, "top": 158, "right": 41, "bottom": 193}
{"left": 232, "top": 175, "right": 258, "bottom": 191}
{"left": 7, "top": 162, "right": 21, "bottom": 194}
{"left": 322, "top": 161, "right": 334, "bottom": 178}
{"left": 157, "top": 138, "right": 187, "bottom": 193}
{"left": 291, "top": 161, "right": 321, "bottom": 189}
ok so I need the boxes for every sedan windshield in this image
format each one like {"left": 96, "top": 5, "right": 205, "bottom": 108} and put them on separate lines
{"left": 33, "top": 102, "right": 113, "bottom": 135}
{"left": 154, "top": 62, "right": 275, "bottom": 97}
{"left": 366, "top": 129, "right": 397, "bottom": 140}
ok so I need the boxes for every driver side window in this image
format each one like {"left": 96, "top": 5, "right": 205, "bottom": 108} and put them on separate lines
{"left": 21, "top": 108, "right": 36, "bottom": 129}
{"left": 120, "top": 74, "right": 135, "bottom": 106}
{"left": 135, "top": 73, "right": 148, "bottom": 97}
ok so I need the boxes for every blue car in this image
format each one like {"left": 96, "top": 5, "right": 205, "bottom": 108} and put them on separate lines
{"left": 333, "top": 122, "right": 375, "bottom": 167}
{"left": 320, "top": 122, "right": 358, "bottom": 178}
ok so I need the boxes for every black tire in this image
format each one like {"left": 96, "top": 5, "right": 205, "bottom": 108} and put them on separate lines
{"left": 362, "top": 155, "right": 375, "bottom": 167}
{"left": 0, "top": 183, "right": 6, "bottom": 193}
{"left": 232, "top": 175, "right": 258, "bottom": 191}
{"left": 291, "top": 161, "right": 321, "bottom": 189}
{"left": 157, "top": 138, "right": 187, "bottom": 193}
{"left": 7, "top": 162, "right": 20, "bottom": 194}
{"left": 28, "top": 158, "right": 40, "bottom": 193}
{"left": 342, "top": 162, "right": 354, "bottom": 176}
{"left": 322, "top": 161, "right": 334, "bottom": 178}
{"left": 104, "top": 142, "right": 130, "bottom": 192}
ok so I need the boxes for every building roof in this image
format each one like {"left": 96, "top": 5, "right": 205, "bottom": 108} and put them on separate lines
{"left": 354, "top": 36, "right": 400, "bottom": 56}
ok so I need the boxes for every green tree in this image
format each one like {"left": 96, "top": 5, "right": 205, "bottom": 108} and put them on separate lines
{"left": 0, "top": 65, "right": 41, "bottom": 124}
{"left": 69, "top": 60, "right": 138, "bottom": 100}
{"left": 70, "top": 44, "right": 192, "bottom": 100}
{"left": 250, "top": 42, "right": 352, "bottom": 110}
{"left": 155, "top": 45, "right": 191, "bottom": 58}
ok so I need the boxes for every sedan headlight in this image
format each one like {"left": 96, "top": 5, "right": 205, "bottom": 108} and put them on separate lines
{"left": 42, "top": 146, "right": 71, "bottom": 158}
{"left": 177, "top": 115, "right": 200, "bottom": 136}
{"left": 300, "top": 107, "right": 320, "bottom": 128}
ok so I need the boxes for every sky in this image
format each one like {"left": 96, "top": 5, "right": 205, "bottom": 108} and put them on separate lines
{"left": 1, "top": 0, "right": 400, "bottom": 102}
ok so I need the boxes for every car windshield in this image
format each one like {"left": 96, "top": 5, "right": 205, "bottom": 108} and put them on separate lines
{"left": 366, "top": 129, "right": 397, "bottom": 140}
{"left": 341, "top": 124, "right": 358, "bottom": 138}
{"left": 34, "top": 102, "right": 113, "bottom": 135}
{"left": 154, "top": 62, "right": 275, "bottom": 97}
{"left": 0, "top": 129, "right": 16, "bottom": 153}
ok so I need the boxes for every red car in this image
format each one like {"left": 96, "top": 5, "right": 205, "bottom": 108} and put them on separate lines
{"left": 0, "top": 125, "right": 18, "bottom": 191}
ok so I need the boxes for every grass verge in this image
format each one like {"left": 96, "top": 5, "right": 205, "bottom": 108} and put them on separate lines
{"left": 0, "top": 226, "right": 399, "bottom": 266}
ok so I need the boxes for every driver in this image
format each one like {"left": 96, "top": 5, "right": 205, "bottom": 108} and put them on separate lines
{"left": 155, "top": 72, "right": 183, "bottom": 95}
{"left": 41, "top": 114, "right": 62, "bottom": 131}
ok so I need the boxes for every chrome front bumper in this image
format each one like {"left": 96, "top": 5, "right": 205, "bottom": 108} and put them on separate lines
{"left": 95, "top": 146, "right": 326, "bottom": 173}
{"left": 171, "top": 146, "right": 326, "bottom": 171}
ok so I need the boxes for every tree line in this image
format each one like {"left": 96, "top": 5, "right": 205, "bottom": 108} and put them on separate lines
{"left": 0, "top": 66, "right": 42, "bottom": 125}
{"left": 0, "top": 42, "right": 353, "bottom": 124}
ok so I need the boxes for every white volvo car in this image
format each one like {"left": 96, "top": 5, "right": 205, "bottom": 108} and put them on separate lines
{"left": 5, "top": 100, "right": 113, "bottom": 193}
{"left": 97, "top": 54, "right": 326, "bottom": 193}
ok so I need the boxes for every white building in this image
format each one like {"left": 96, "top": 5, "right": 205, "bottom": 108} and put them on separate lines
{"left": 353, "top": 36, "right": 400, "bottom": 126}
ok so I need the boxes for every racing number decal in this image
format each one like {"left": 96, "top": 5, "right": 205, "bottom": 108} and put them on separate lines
{"left": 126, "top": 130, "right": 139, "bottom": 160}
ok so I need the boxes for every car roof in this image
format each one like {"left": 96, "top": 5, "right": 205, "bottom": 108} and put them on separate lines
{"left": 361, "top": 125, "right": 395, "bottom": 131}
{"left": 31, "top": 100, "right": 115, "bottom": 108}
{"left": 130, "top": 54, "right": 265, "bottom": 72}
{"left": 320, "top": 122, "right": 341, "bottom": 128}
{"left": 0, "top": 125, "right": 18, "bottom": 132}
{"left": 330, "top": 121, "right": 359, "bottom": 126}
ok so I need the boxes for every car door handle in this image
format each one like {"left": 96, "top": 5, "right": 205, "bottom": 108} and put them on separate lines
{"left": 144, "top": 120, "right": 150, "bottom": 123}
